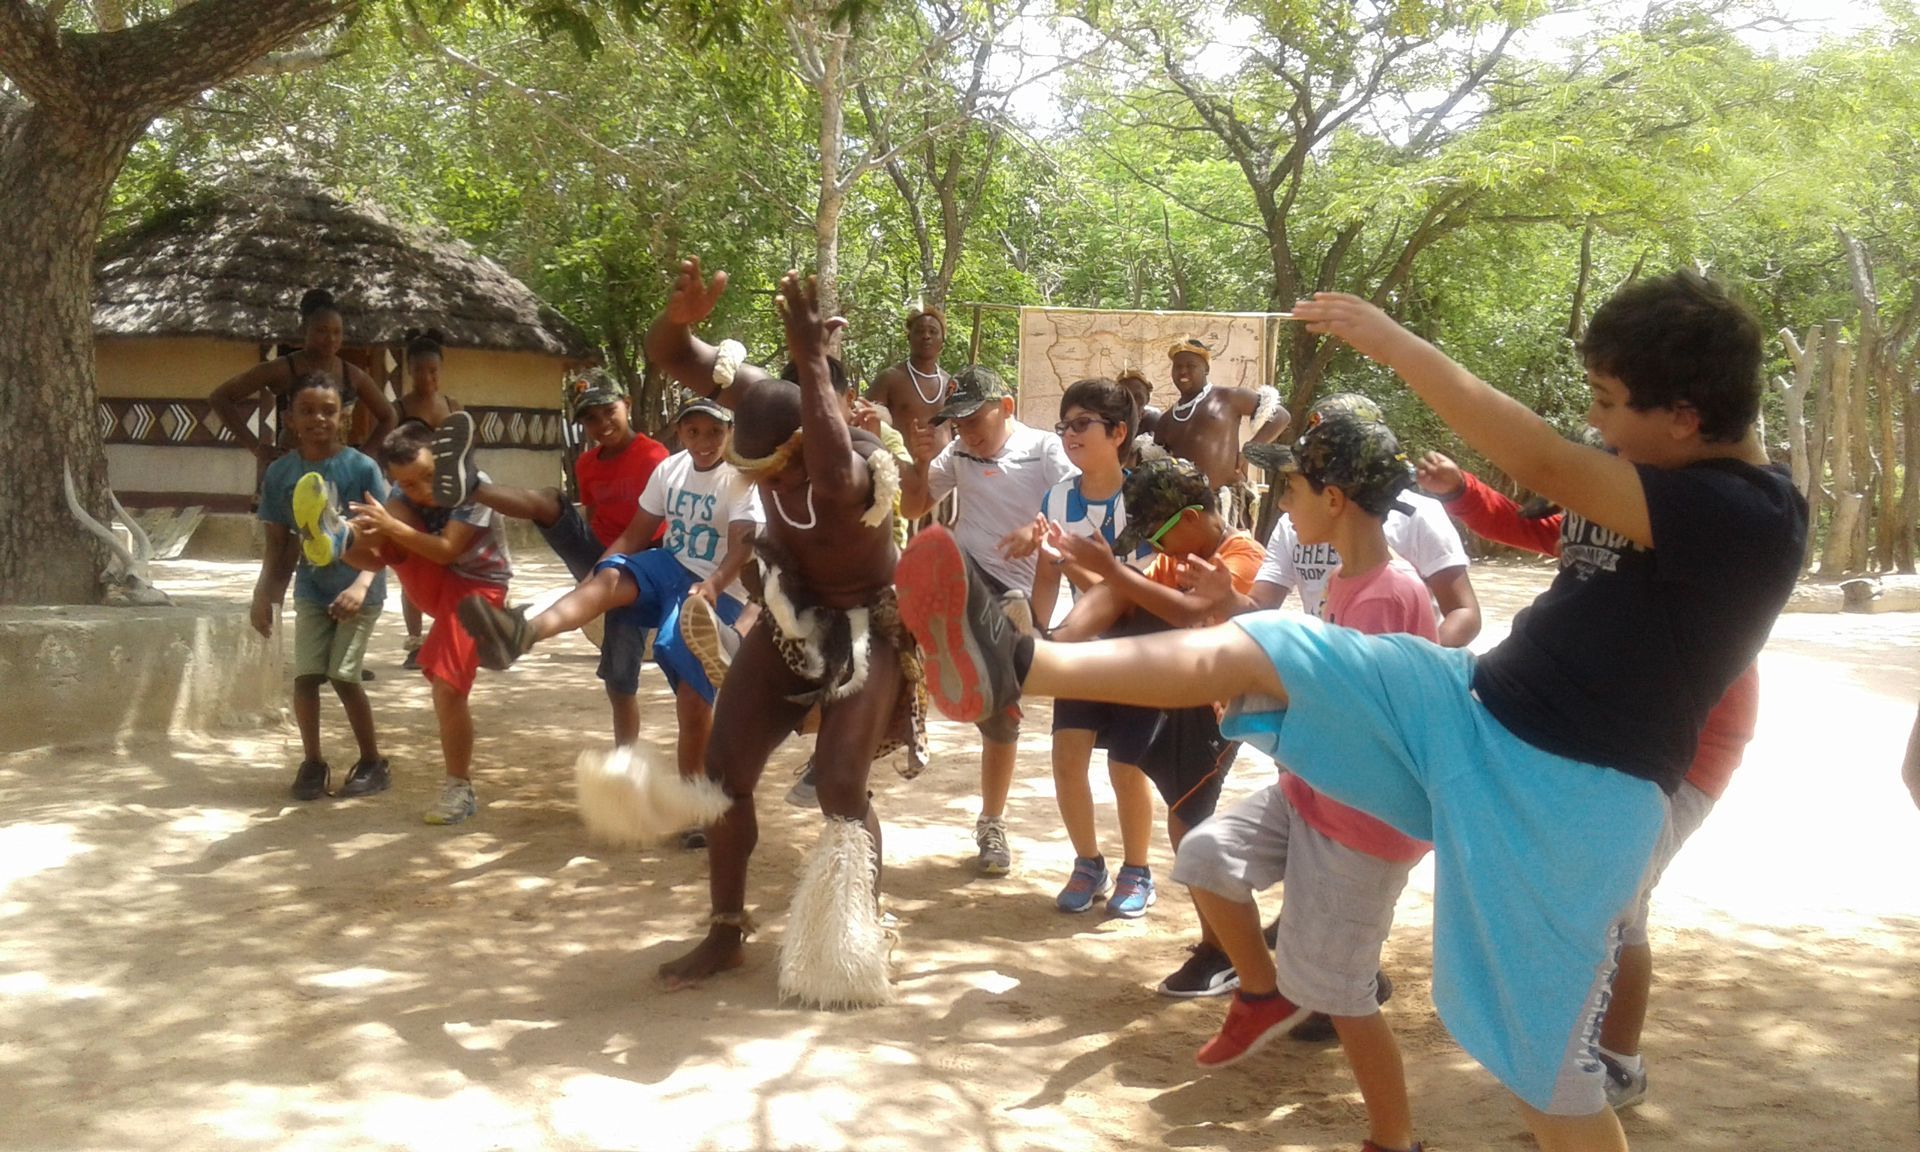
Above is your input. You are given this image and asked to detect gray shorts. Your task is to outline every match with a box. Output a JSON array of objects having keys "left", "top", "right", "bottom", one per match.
[
  {"left": 1622, "top": 781, "right": 1716, "bottom": 945},
  {"left": 1172, "top": 783, "right": 1413, "bottom": 1018}
]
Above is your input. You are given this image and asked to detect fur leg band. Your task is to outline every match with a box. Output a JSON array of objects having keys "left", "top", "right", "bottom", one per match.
[
  {"left": 778, "top": 818, "right": 892, "bottom": 1008},
  {"left": 573, "top": 746, "right": 732, "bottom": 848}
]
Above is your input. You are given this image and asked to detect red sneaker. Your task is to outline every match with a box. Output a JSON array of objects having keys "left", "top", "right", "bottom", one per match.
[{"left": 1195, "top": 990, "right": 1311, "bottom": 1068}]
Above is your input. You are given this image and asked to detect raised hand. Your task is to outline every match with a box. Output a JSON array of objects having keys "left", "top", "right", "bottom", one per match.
[
  {"left": 665, "top": 256, "right": 729, "bottom": 327},
  {"left": 997, "top": 513, "right": 1049, "bottom": 561},
  {"left": 1414, "top": 450, "right": 1467, "bottom": 499},
  {"left": 905, "top": 416, "right": 939, "bottom": 465},
  {"left": 1048, "top": 521, "right": 1121, "bottom": 580},
  {"left": 1291, "top": 292, "right": 1423, "bottom": 368},
  {"left": 774, "top": 269, "right": 846, "bottom": 362},
  {"left": 1177, "top": 554, "right": 1236, "bottom": 610}
]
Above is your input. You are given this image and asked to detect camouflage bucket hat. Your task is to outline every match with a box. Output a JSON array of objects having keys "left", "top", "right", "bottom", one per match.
[
  {"left": 931, "top": 364, "right": 1012, "bottom": 424},
  {"left": 1112, "top": 456, "right": 1216, "bottom": 555},
  {"left": 1306, "top": 392, "right": 1385, "bottom": 429},
  {"left": 1280, "top": 411, "right": 1415, "bottom": 517}
]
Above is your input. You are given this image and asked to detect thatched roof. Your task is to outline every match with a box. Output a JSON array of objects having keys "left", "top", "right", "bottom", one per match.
[{"left": 93, "top": 178, "right": 597, "bottom": 360}]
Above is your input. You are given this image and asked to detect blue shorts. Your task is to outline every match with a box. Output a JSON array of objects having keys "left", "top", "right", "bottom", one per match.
[
  {"left": 1223, "top": 613, "right": 1663, "bottom": 1113},
  {"left": 593, "top": 550, "right": 742, "bottom": 701}
]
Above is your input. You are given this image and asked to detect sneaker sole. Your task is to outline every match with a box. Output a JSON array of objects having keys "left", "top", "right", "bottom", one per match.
[
  {"left": 784, "top": 784, "right": 817, "bottom": 808},
  {"left": 1056, "top": 880, "right": 1110, "bottom": 913},
  {"left": 1106, "top": 887, "right": 1158, "bottom": 919},
  {"left": 456, "top": 596, "right": 523, "bottom": 671},
  {"left": 678, "top": 595, "right": 731, "bottom": 692},
  {"left": 292, "top": 474, "right": 338, "bottom": 567},
  {"left": 1196, "top": 1002, "right": 1313, "bottom": 1069},
  {"left": 424, "top": 801, "right": 476, "bottom": 826},
  {"left": 337, "top": 770, "right": 391, "bottom": 798},
  {"left": 897, "top": 527, "right": 991, "bottom": 723},
  {"left": 1157, "top": 971, "right": 1241, "bottom": 999},
  {"left": 977, "top": 858, "right": 1012, "bottom": 877},
  {"left": 431, "top": 412, "right": 477, "bottom": 507}
]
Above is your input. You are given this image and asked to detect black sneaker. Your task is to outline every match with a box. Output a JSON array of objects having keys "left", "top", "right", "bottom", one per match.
[
  {"left": 291, "top": 759, "right": 330, "bottom": 801},
  {"left": 1157, "top": 944, "right": 1240, "bottom": 998},
  {"left": 896, "top": 525, "right": 1020, "bottom": 724},
  {"left": 360, "top": 668, "right": 376, "bottom": 682},
  {"left": 456, "top": 596, "right": 534, "bottom": 671},
  {"left": 680, "top": 828, "right": 708, "bottom": 850},
  {"left": 1292, "top": 970, "right": 1394, "bottom": 1042},
  {"left": 1262, "top": 917, "right": 1279, "bottom": 950},
  {"left": 338, "top": 757, "right": 391, "bottom": 797},
  {"left": 431, "top": 411, "right": 479, "bottom": 506}
]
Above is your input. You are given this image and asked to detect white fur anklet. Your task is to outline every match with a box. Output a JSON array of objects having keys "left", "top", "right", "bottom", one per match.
[
  {"left": 573, "top": 746, "right": 732, "bottom": 848},
  {"left": 778, "top": 818, "right": 893, "bottom": 1009}
]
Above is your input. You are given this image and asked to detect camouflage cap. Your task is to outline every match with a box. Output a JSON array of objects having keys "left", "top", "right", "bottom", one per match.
[
  {"left": 1305, "top": 392, "right": 1385, "bottom": 429},
  {"left": 1274, "top": 411, "right": 1415, "bottom": 517},
  {"left": 1112, "top": 456, "right": 1217, "bottom": 555},
  {"left": 569, "top": 369, "right": 627, "bottom": 418},
  {"left": 931, "top": 364, "right": 1012, "bottom": 424}
]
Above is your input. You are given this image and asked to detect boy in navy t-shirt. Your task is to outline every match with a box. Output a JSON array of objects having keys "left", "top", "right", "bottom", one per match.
[{"left": 897, "top": 271, "right": 1807, "bottom": 1150}]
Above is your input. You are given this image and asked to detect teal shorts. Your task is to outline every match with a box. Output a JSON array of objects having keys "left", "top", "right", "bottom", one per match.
[
  {"left": 293, "top": 599, "right": 383, "bottom": 682},
  {"left": 1223, "top": 612, "right": 1664, "bottom": 1114}
]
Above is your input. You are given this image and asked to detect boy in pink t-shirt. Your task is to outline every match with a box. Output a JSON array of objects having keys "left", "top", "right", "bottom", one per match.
[{"left": 1172, "top": 411, "right": 1433, "bottom": 1152}]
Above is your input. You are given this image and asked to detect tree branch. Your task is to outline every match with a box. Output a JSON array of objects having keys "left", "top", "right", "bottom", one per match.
[{"left": 81, "top": 0, "right": 347, "bottom": 119}]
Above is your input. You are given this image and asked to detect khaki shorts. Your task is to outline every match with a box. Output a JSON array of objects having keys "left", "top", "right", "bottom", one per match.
[{"left": 293, "top": 599, "right": 382, "bottom": 682}]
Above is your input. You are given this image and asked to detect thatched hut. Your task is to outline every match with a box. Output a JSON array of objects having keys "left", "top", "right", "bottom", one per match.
[{"left": 92, "top": 178, "right": 597, "bottom": 509}]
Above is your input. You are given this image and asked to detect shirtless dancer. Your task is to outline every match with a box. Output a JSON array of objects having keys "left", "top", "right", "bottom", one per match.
[
  {"left": 869, "top": 307, "right": 959, "bottom": 524},
  {"left": 467, "top": 259, "right": 924, "bottom": 1007},
  {"left": 1142, "top": 338, "right": 1289, "bottom": 524}
]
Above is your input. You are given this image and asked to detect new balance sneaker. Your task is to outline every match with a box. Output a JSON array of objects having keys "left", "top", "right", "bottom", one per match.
[
  {"left": 1292, "top": 970, "right": 1394, "bottom": 1042},
  {"left": 974, "top": 815, "right": 1012, "bottom": 876},
  {"left": 1106, "top": 864, "right": 1156, "bottom": 919},
  {"left": 423, "top": 778, "right": 477, "bottom": 825},
  {"left": 1056, "top": 856, "right": 1110, "bottom": 913},
  {"left": 1195, "top": 989, "right": 1312, "bottom": 1069},
  {"left": 291, "top": 472, "right": 349, "bottom": 567},
  {"left": 679, "top": 593, "right": 738, "bottom": 693},
  {"left": 290, "top": 758, "right": 330, "bottom": 801},
  {"left": 337, "top": 757, "right": 391, "bottom": 797},
  {"left": 1599, "top": 1051, "right": 1648, "bottom": 1110},
  {"left": 785, "top": 758, "right": 818, "bottom": 808},
  {"left": 1158, "top": 944, "right": 1239, "bottom": 998},
  {"left": 430, "top": 411, "right": 479, "bottom": 506},
  {"left": 456, "top": 596, "right": 535, "bottom": 671},
  {"left": 896, "top": 526, "right": 1021, "bottom": 725}
]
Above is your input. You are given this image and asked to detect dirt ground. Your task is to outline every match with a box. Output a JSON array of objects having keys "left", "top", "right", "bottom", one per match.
[{"left": 2, "top": 557, "right": 1915, "bottom": 1151}]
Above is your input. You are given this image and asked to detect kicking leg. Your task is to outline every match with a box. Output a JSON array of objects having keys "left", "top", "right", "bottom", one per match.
[
  {"left": 659, "top": 624, "right": 810, "bottom": 990},
  {"left": 471, "top": 481, "right": 567, "bottom": 528}
]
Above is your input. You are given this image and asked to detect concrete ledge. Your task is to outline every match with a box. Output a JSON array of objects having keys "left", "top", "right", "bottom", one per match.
[{"left": 0, "top": 604, "right": 283, "bottom": 750}]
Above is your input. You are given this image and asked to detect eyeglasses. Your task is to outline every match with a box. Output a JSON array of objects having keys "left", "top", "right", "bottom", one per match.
[
  {"left": 1054, "top": 416, "right": 1116, "bottom": 436},
  {"left": 1146, "top": 504, "right": 1203, "bottom": 552}
]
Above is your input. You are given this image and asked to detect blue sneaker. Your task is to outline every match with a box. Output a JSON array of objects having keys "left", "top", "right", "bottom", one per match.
[
  {"left": 1055, "top": 856, "right": 1110, "bottom": 913},
  {"left": 1106, "top": 865, "right": 1156, "bottom": 918}
]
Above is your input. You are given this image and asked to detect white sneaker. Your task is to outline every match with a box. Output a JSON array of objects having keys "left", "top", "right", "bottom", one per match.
[{"left": 424, "top": 778, "right": 477, "bottom": 825}]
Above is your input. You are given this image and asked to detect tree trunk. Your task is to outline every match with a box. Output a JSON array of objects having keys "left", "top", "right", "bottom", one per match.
[
  {"left": 1822, "top": 336, "right": 1859, "bottom": 575},
  {"left": 0, "top": 107, "right": 144, "bottom": 604},
  {"left": 1901, "top": 361, "right": 1919, "bottom": 574},
  {"left": 812, "top": 21, "right": 848, "bottom": 320}
]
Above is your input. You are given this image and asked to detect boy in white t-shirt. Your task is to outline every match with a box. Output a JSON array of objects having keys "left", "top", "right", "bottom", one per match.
[
  {"left": 900, "top": 365, "right": 1076, "bottom": 875},
  {"left": 1247, "top": 395, "right": 1480, "bottom": 648},
  {"left": 1001, "top": 377, "right": 1160, "bottom": 915},
  {"left": 458, "top": 397, "right": 762, "bottom": 797}
]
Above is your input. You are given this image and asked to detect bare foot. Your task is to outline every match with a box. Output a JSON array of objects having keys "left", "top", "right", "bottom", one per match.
[{"left": 658, "top": 927, "right": 746, "bottom": 990}]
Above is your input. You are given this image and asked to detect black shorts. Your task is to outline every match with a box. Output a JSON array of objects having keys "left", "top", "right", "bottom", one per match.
[
  {"left": 1138, "top": 705, "right": 1238, "bottom": 826},
  {"left": 537, "top": 502, "right": 602, "bottom": 581},
  {"left": 971, "top": 564, "right": 1023, "bottom": 742},
  {"left": 1052, "top": 698, "right": 1163, "bottom": 766}
]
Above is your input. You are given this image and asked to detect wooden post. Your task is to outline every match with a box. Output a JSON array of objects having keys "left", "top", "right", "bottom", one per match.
[{"left": 968, "top": 303, "right": 983, "bottom": 366}]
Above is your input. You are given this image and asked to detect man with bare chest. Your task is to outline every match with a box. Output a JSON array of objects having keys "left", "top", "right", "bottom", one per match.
[
  {"left": 869, "top": 306, "right": 954, "bottom": 451},
  {"left": 1142, "top": 338, "right": 1289, "bottom": 523}
]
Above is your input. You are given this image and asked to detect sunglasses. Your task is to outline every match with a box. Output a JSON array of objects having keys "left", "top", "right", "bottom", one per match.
[
  {"left": 1146, "top": 504, "right": 1204, "bottom": 552},
  {"left": 1054, "top": 415, "right": 1116, "bottom": 436}
]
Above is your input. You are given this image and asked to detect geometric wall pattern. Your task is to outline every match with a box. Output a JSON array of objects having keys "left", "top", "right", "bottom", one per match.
[{"left": 98, "top": 398, "right": 567, "bottom": 451}]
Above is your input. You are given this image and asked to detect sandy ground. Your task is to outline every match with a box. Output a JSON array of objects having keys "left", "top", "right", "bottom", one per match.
[{"left": 2, "top": 556, "right": 1916, "bottom": 1151}]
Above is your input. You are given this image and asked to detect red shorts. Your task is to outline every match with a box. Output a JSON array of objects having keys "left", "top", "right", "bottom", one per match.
[{"left": 386, "top": 551, "right": 507, "bottom": 696}]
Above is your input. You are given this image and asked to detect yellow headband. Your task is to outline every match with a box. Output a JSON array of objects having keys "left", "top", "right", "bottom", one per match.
[{"left": 1167, "top": 337, "right": 1211, "bottom": 364}]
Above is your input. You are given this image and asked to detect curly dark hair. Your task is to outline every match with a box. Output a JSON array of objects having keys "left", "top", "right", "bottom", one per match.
[{"left": 1578, "top": 269, "right": 1763, "bottom": 443}]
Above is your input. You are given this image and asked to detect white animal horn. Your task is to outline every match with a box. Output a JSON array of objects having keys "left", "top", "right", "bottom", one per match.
[
  {"left": 64, "top": 460, "right": 138, "bottom": 575},
  {"left": 107, "top": 486, "right": 154, "bottom": 567}
]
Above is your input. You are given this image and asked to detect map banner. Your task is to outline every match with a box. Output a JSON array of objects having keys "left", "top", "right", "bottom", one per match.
[{"left": 1014, "top": 307, "right": 1284, "bottom": 429}]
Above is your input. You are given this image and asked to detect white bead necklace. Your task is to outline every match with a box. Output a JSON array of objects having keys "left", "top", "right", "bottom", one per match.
[
  {"left": 771, "top": 485, "right": 818, "bottom": 530},
  {"left": 1169, "top": 383, "right": 1214, "bottom": 422},
  {"left": 906, "top": 362, "right": 949, "bottom": 406}
]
